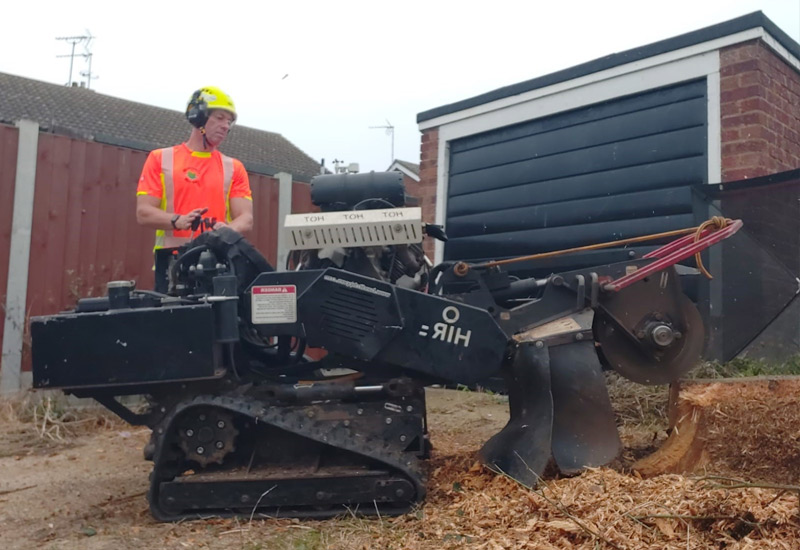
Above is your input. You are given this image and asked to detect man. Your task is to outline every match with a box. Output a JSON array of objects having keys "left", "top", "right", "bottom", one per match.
[{"left": 136, "top": 86, "right": 254, "bottom": 292}]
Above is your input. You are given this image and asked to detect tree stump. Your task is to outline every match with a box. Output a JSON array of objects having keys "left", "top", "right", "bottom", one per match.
[{"left": 632, "top": 376, "right": 800, "bottom": 484}]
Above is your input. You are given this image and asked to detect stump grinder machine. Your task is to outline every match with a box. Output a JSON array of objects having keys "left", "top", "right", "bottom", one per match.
[{"left": 30, "top": 172, "right": 741, "bottom": 521}]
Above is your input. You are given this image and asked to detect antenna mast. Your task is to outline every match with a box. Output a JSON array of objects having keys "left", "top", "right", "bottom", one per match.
[
  {"left": 56, "top": 31, "right": 96, "bottom": 87},
  {"left": 369, "top": 119, "right": 395, "bottom": 165}
]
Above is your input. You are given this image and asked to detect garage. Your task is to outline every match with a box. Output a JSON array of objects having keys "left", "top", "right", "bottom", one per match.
[{"left": 413, "top": 11, "right": 800, "bottom": 361}]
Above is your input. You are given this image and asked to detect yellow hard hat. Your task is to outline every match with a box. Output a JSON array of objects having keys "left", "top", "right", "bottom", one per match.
[{"left": 186, "top": 86, "right": 237, "bottom": 128}]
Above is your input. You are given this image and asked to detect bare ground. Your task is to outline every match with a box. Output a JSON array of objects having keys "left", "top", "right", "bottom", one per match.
[{"left": 0, "top": 385, "right": 798, "bottom": 550}]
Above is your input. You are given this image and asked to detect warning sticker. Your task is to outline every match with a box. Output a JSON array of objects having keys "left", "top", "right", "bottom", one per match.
[{"left": 251, "top": 285, "right": 297, "bottom": 324}]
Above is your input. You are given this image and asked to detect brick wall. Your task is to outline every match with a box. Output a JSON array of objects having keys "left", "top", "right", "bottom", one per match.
[
  {"left": 407, "top": 128, "right": 439, "bottom": 258},
  {"left": 720, "top": 40, "right": 800, "bottom": 181}
]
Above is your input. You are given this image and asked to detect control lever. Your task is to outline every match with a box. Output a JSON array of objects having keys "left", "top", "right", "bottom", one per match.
[
  {"left": 424, "top": 223, "right": 448, "bottom": 242},
  {"left": 190, "top": 208, "right": 210, "bottom": 232}
]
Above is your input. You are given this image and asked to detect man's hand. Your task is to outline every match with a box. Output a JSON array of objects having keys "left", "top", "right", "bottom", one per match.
[
  {"left": 175, "top": 208, "right": 207, "bottom": 231},
  {"left": 136, "top": 196, "right": 210, "bottom": 232}
]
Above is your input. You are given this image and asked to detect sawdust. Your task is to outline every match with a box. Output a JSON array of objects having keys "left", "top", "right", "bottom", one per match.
[
  {"left": 695, "top": 378, "right": 800, "bottom": 485},
  {"left": 0, "top": 384, "right": 799, "bottom": 549},
  {"left": 634, "top": 377, "right": 800, "bottom": 484}
]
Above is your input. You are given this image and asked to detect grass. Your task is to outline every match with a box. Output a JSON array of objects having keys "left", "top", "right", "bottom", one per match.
[
  {"left": 605, "top": 372, "right": 669, "bottom": 428},
  {"left": 0, "top": 390, "right": 129, "bottom": 440},
  {"left": 688, "top": 355, "right": 800, "bottom": 378},
  {"left": 440, "top": 354, "right": 800, "bottom": 430},
  {"left": 606, "top": 354, "right": 800, "bottom": 430},
  {"left": 3, "top": 354, "right": 797, "bottom": 452}
]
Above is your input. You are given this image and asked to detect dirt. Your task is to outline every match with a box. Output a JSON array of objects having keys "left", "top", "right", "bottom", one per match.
[
  {"left": 0, "top": 387, "right": 798, "bottom": 550},
  {"left": 0, "top": 389, "right": 511, "bottom": 550}
]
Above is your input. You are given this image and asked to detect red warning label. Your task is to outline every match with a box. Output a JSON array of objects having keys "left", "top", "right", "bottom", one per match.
[{"left": 251, "top": 285, "right": 296, "bottom": 324}]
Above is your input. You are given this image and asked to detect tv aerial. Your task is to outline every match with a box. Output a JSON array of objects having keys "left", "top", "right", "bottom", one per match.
[
  {"left": 369, "top": 119, "right": 395, "bottom": 164},
  {"left": 56, "top": 30, "right": 97, "bottom": 88}
]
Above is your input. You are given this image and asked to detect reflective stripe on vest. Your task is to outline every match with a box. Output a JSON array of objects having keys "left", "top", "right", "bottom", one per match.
[
  {"left": 221, "top": 154, "right": 234, "bottom": 221},
  {"left": 154, "top": 147, "right": 234, "bottom": 249}
]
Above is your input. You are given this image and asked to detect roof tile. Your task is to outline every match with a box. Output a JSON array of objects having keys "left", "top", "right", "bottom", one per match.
[{"left": 0, "top": 72, "right": 323, "bottom": 182}]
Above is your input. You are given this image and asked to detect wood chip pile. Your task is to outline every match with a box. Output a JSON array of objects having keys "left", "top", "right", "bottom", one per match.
[
  {"left": 363, "top": 378, "right": 800, "bottom": 549},
  {"left": 376, "top": 455, "right": 799, "bottom": 549}
]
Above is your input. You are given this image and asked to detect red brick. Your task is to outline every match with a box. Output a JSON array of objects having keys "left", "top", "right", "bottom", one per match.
[
  {"left": 738, "top": 96, "right": 770, "bottom": 113},
  {"left": 421, "top": 130, "right": 437, "bottom": 144},
  {"left": 732, "top": 152, "right": 763, "bottom": 167},
  {"left": 768, "top": 69, "right": 789, "bottom": 90},
  {"left": 421, "top": 129, "right": 438, "bottom": 142},
  {"left": 724, "top": 168, "right": 759, "bottom": 181},
  {"left": 720, "top": 101, "right": 740, "bottom": 117},
  {"left": 720, "top": 58, "right": 760, "bottom": 77},
  {"left": 720, "top": 42, "right": 760, "bottom": 64},
  {"left": 722, "top": 140, "right": 767, "bottom": 156},
  {"left": 763, "top": 89, "right": 783, "bottom": 111},
  {"left": 737, "top": 70, "right": 767, "bottom": 88},
  {"left": 764, "top": 116, "right": 783, "bottom": 134},
  {"left": 420, "top": 141, "right": 437, "bottom": 151},
  {"left": 721, "top": 111, "right": 768, "bottom": 127},
  {"left": 783, "top": 126, "right": 799, "bottom": 145},
  {"left": 721, "top": 128, "right": 740, "bottom": 142},
  {"left": 739, "top": 124, "right": 776, "bottom": 142},
  {"left": 720, "top": 85, "right": 764, "bottom": 103},
  {"left": 719, "top": 75, "right": 740, "bottom": 92},
  {"left": 720, "top": 155, "right": 738, "bottom": 172}
]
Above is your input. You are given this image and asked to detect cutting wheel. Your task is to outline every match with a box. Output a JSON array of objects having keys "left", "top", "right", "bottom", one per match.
[{"left": 593, "top": 295, "right": 705, "bottom": 385}]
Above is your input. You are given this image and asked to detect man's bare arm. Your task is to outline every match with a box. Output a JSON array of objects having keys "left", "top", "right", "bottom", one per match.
[{"left": 224, "top": 197, "right": 254, "bottom": 233}]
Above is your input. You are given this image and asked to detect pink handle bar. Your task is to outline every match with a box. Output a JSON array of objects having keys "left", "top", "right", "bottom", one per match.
[{"left": 603, "top": 219, "right": 743, "bottom": 292}]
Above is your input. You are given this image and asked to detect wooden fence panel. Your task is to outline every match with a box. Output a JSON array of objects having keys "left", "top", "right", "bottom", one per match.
[
  {"left": 27, "top": 136, "right": 153, "bottom": 327},
  {"left": 10, "top": 130, "right": 315, "bottom": 375},
  {"left": 249, "top": 173, "right": 280, "bottom": 267},
  {"left": 0, "top": 125, "right": 19, "bottom": 359}
]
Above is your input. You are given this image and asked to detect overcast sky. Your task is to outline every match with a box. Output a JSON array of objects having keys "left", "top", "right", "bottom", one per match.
[{"left": 2, "top": 1, "right": 798, "bottom": 174}]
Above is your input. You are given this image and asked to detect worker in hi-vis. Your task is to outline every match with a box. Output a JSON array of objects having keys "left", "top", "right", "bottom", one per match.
[{"left": 136, "top": 86, "right": 254, "bottom": 292}]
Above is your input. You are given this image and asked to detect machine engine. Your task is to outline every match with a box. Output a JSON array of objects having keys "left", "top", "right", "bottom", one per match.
[{"left": 288, "top": 171, "right": 429, "bottom": 290}]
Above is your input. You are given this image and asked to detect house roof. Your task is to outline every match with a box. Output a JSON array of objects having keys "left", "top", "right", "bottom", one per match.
[
  {"left": 418, "top": 11, "right": 800, "bottom": 124},
  {"left": 387, "top": 159, "right": 420, "bottom": 181},
  {"left": 0, "top": 71, "right": 323, "bottom": 182}
]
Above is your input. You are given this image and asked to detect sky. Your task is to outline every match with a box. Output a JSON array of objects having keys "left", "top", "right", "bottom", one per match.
[{"left": 1, "top": 0, "right": 799, "bottom": 174}]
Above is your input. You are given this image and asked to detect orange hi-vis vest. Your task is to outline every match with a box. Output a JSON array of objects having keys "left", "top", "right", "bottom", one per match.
[
  {"left": 137, "top": 144, "right": 252, "bottom": 249},
  {"left": 158, "top": 147, "right": 233, "bottom": 248}
]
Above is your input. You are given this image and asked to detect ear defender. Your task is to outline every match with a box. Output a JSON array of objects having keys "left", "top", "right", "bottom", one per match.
[{"left": 186, "top": 89, "right": 209, "bottom": 129}]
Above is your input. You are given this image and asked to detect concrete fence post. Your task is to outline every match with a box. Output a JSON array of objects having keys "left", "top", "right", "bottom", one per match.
[
  {"left": 1, "top": 119, "right": 39, "bottom": 394},
  {"left": 275, "top": 172, "right": 293, "bottom": 272}
]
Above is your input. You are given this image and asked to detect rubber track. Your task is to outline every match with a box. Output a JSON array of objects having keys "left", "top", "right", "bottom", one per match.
[{"left": 147, "top": 393, "right": 426, "bottom": 521}]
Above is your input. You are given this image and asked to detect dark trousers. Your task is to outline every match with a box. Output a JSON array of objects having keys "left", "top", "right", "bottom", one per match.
[{"left": 153, "top": 248, "right": 179, "bottom": 294}]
